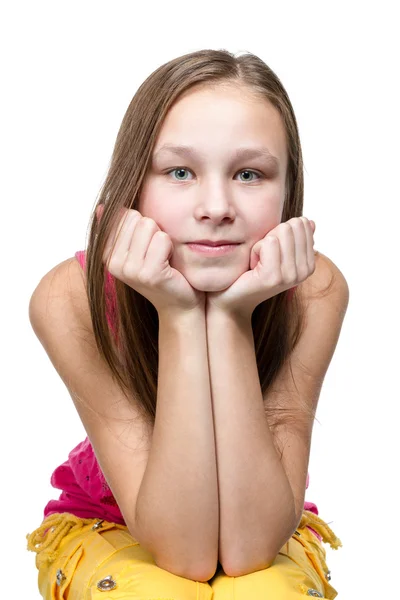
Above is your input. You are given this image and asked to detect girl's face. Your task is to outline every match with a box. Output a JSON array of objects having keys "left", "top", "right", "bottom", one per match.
[{"left": 138, "top": 84, "right": 288, "bottom": 292}]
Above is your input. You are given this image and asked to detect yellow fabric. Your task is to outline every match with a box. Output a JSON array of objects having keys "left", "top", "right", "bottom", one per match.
[
  {"left": 26, "top": 509, "right": 341, "bottom": 599},
  {"left": 297, "top": 510, "right": 342, "bottom": 550}
]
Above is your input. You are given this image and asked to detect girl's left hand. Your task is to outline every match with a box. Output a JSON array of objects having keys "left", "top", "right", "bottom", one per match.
[{"left": 206, "top": 217, "right": 317, "bottom": 319}]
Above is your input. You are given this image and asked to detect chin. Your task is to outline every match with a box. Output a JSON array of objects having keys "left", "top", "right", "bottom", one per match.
[
  {"left": 171, "top": 251, "right": 249, "bottom": 292},
  {"left": 190, "top": 280, "right": 230, "bottom": 293},
  {"left": 183, "top": 268, "right": 242, "bottom": 293}
]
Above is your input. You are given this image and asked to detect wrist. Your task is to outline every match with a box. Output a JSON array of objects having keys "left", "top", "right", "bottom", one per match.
[
  {"left": 158, "top": 306, "right": 206, "bottom": 329},
  {"left": 205, "top": 304, "right": 252, "bottom": 328}
]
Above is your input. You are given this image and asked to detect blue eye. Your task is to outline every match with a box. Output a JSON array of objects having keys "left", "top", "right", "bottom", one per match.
[
  {"left": 165, "top": 168, "right": 263, "bottom": 183},
  {"left": 237, "top": 170, "right": 261, "bottom": 183},
  {"left": 167, "top": 168, "right": 192, "bottom": 181}
]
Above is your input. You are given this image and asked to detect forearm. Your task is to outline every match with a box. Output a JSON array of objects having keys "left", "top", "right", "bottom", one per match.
[
  {"left": 136, "top": 309, "right": 219, "bottom": 580},
  {"left": 206, "top": 308, "right": 296, "bottom": 576}
]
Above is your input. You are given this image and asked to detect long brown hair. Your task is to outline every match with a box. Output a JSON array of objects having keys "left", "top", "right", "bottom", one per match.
[{"left": 83, "top": 49, "right": 328, "bottom": 438}]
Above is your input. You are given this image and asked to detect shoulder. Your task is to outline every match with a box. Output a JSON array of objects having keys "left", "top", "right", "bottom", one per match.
[
  {"left": 297, "top": 250, "right": 349, "bottom": 314},
  {"left": 289, "top": 250, "right": 349, "bottom": 380},
  {"left": 29, "top": 256, "right": 87, "bottom": 336}
]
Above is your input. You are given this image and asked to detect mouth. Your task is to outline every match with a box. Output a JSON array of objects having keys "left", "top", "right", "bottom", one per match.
[{"left": 186, "top": 243, "right": 241, "bottom": 256}]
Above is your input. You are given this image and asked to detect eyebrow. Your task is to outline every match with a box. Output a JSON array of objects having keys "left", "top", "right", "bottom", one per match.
[{"left": 152, "top": 144, "right": 280, "bottom": 167}]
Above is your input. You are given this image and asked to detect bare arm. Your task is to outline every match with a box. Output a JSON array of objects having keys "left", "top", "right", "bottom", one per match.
[
  {"left": 206, "top": 254, "right": 349, "bottom": 577},
  {"left": 28, "top": 258, "right": 218, "bottom": 582},
  {"left": 206, "top": 308, "right": 296, "bottom": 577},
  {"left": 135, "top": 309, "right": 219, "bottom": 581}
]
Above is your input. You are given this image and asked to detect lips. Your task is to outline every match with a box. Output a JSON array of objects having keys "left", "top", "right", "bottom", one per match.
[
  {"left": 188, "top": 241, "right": 240, "bottom": 247},
  {"left": 187, "top": 242, "right": 240, "bottom": 256}
]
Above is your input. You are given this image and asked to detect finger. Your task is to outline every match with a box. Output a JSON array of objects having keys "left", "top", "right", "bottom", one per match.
[
  {"left": 310, "top": 220, "right": 317, "bottom": 255},
  {"left": 126, "top": 216, "right": 160, "bottom": 265},
  {"left": 105, "top": 209, "right": 138, "bottom": 264},
  {"left": 144, "top": 230, "right": 173, "bottom": 270},
  {"left": 300, "top": 217, "right": 315, "bottom": 269},
  {"left": 291, "top": 217, "right": 308, "bottom": 277},
  {"left": 250, "top": 222, "right": 282, "bottom": 270},
  {"left": 279, "top": 222, "right": 297, "bottom": 282},
  {"left": 259, "top": 235, "right": 281, "bottom": 284},
  {"left": 101, "top": 207, "right": 128, "bottom": 262},
  {"left": 250, "top": 240, "right": 262, "bottom": 270}
]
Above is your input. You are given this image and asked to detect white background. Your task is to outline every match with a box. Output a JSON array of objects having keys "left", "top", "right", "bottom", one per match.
[{"left": 2, "top": 1, "right": 399, "bottom": 597}]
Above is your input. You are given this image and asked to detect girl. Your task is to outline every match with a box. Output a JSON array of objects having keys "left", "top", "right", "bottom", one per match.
[{"left": 26, "top": 48, "right": 348, "bottom": 599}]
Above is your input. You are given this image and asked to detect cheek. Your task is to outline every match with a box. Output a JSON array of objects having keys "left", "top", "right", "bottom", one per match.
[
  {"left": 154, "top": 215, "right": 184, "bottom": 243},
  {"left": 249, "top": 214, "right": 279, "bottom": 243},
  {"left": 137, "top": 196, "right": 178, "bottom": 234},
  {"left": 245, "top": 193, "right": 283, "bottom": 236}
]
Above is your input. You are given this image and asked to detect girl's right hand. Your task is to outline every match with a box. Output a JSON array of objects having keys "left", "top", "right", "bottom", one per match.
[{"left": 98, "top": 206, "right": 205, "bottom": 315}]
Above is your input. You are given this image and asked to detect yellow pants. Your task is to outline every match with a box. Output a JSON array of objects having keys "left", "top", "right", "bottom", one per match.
[{"left": 26, "top": 509, "right": 341, "bottom": 599}]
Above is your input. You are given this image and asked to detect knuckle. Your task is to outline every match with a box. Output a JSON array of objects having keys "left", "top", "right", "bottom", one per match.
[
  {"left": 292, "top": 218, "right": 304, "bottom": 229},
  {"left": 270, "top": 271, "right": 284, "bottom": 286},
  {"left": 130, "top": 210, "right": 142, "bottom": 223},
  {"left": 137, "top": 269, "right": 152, "bottom": 285},
  {"left": 298, "top": 270, "right": 308, "bottom": 282},
  {"left": 280, "top": 222, "right": 291, "bottom": 231},
  {"left": 107, "top": 252, "right": 120, "bottom": 270},
  {"left": 121, "top": 262, "right": 137, "bottom": 280},
  {"left": 141, "top": 217, "right": 160, "bottom": 232},
  {"left": 299, "top": 263, "right": 312, "bottom": 279}
]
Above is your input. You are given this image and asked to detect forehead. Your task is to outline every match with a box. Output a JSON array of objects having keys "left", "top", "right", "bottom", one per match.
[{"left": 154, "top": 84, "right": 287, "bottom": 167}]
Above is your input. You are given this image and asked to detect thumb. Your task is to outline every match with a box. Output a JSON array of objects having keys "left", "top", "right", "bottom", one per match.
[{"left": 250, "top": 240, "right": 263, "bottom": 270}]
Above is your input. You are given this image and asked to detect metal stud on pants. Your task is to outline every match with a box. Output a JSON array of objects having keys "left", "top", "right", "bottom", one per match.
[
  {"left": 56, "top": 569, "right": 66, "bottom": 586},
  {"left": 325, "top": 569, "right": 331, "bottom": 581},
  {"left": 306, "top": 589, "right": 323, "bottom": 597},
  {"left": 97, "top": 575, "right": 117, "bottom": 591},
  {"left": 91, "top": 519, "right": 105, "bottom": 531}
]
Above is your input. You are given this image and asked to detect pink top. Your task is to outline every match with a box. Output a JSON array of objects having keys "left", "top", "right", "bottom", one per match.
[{"left": 43, "top": 250, "right": 321, "bottom": 541}]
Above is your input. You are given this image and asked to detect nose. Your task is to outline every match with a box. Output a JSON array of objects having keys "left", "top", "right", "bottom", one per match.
[{"left": 195, "top": 185, "right": 236, "bottom": 223}]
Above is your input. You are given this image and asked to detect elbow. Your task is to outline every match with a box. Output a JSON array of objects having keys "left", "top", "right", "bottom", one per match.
[
  {"left": 182, "top": 563, "right": 218, "bottom": 583},
  {"left": 128, "top": 507, "right": 218, "bottom": 582},
  {"left": 222, "top": 552, "right": 277, "bottom": 578},
  {"left": 128, "top": 522, "right": 218, "bottom": 583},
  {"left": 189, "top": 558, "right": 219, "bottom": 582},
  {"left": 222, "top": 525, "right": 297, "bottom": 577},
  {"left": 153, "top": 553, "right": 218, "bottom": 583},
  {"left": 151, "top": 539, "right": 219, "bottom": 582},
  {"left": 222, "top": 503, "right": 298, "bottom": 577},
  {"left": 222, "top": 535, "right": 289, "bottom": 578}
]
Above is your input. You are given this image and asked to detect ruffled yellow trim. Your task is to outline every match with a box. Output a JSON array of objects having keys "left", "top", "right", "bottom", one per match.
[
  {"left": 27, "top": 510, "right": 342, "bottom": 572},
  {"left": 26, "top": 513, "right": 126, "bottom": 569},
  {"left": 297, "top": 510, "right": 343, "bottom": 550}
]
